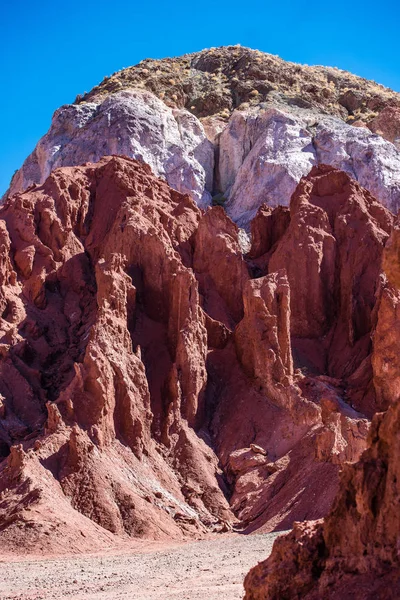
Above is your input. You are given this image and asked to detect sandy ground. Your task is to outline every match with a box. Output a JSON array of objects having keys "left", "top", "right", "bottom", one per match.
[{"left": 0, "top": 533, "right": 283, "bottom": 600}]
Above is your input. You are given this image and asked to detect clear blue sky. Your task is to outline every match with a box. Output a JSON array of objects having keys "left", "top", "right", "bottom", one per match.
[{"left": 1, "top": 0, "right": 399, "bottom": 196}]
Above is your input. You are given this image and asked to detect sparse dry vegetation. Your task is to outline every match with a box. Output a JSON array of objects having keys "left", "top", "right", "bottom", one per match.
[{"left": 75, "top": 46, "right": 400, "bottom": 124}]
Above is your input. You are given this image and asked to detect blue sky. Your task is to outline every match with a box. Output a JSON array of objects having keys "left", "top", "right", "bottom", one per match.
[{"left": 1, "top": 0, "right": 399, "bottom": 196}]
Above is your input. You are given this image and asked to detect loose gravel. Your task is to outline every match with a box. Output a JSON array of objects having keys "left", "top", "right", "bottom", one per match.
[{"left": 0, "top": 533, "right": 283, "bottom": 600}]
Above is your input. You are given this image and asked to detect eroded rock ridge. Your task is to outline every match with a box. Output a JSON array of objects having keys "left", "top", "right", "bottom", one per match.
[
  {"left": 244, "top": 216, "right": 400, "bottom": 599},
  {"left": 0, "top": 158, "right": 391, "bottom": 555}
]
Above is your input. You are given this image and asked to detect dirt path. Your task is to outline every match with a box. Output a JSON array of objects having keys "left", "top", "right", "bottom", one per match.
[{"left": 0, "top": 533, "right": 282, "bottom": 600}]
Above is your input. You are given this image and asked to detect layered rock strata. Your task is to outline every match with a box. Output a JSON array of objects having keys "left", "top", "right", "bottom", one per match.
[{"left": 7, "top": 48, "right": 400, "bottom": 229}]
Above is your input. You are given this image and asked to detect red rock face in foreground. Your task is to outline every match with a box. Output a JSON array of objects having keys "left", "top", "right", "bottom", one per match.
[
  {"left": 0, "top": 158, "right": 391, "bottom": 554},
  {"left": 0, "top": 156, "right": 232, "bottom": 552},
  {"left": 244, "top": 400, "right": 400, "bottom": 600},
  {"left": 244, "top": 222, "right": 400, "bottom": 600}
]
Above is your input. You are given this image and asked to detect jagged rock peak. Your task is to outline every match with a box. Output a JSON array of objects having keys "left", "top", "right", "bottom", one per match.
[{"left": 0, "top": 157, "right": 375, "bottom": 555}]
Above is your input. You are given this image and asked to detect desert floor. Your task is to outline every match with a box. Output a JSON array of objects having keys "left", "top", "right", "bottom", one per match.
[{"left": 0, "top": 532, "right": 282, "bottom": 600}]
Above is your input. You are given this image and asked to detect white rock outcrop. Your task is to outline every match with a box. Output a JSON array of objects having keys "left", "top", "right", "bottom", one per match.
[
  {"left": 218, "top": 108, "right": 400, "bottom": 227},
  {"left": 313, "top": 120, "right": 400, "bottom": 213},
  {"left": 7, "top": 90, "right": 214, "bottom": 208},
  {"left": 7, "top": 94, "right": 400, "bottom": 228},
  {"left": 219, "top": 109, "right": 316, "bottom": 226}
]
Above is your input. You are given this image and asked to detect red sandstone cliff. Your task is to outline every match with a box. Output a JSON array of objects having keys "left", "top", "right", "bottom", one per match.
[
  {"left": 244, "top": 216, "right": 400, "bottom": 600},
  {"left": 0, "top": 157, "right": 231, "bottom": 552},
  {"left": 0, "top": 158, "right": 390, "bottom": 554}
]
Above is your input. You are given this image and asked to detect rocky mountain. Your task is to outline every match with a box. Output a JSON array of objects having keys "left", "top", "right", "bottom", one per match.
[
  {"left": 1, "top": 45, "right": 400, "bottom": 593},
  {"left": 76, "top": 46, "right": 400, "bottom": 130},
  {"left": 7, "top": 47, "right": 400, "bottom": 227}
]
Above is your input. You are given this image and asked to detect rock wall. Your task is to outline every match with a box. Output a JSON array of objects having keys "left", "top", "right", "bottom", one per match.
[
  {"left": 0, "top": 157, "right": 381, "bottom": 554},
  {"left": 244, "top": 218, "right": 400, "bottom": 600}
]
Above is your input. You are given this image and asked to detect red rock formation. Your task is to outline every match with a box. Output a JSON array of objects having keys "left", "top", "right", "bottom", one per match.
[
  {"left": 193, "top": 205, "right": 249, "bottom": 327},
  {"left": 373, "top": 221, "right": 400, "bottom": 410},
  {"left": 0, "top": 157, "right": 383, "bottom": 555},
  {"left": 209, "top": 268, "right": 367, "bottom": 532},
  {"left": 235, "top": 271, "right": 294, "bottom": 404},
  {"left": 244, "top": 398, "right": 400, "bottom": 600},
  {"left": 205, "top": 165, "right": 396, "bottom": 533},
  {"left": 247, "top": 205, "right": 290, "bottom": 260},
  {"left": 268, "top": 165, "right": 393, "bottom": 415},
  {"left": 0, "top": 156, "right": 231, "bottom": 553},
  {"left": 244, "top": 219, "right": 400, "bottom": 600}
]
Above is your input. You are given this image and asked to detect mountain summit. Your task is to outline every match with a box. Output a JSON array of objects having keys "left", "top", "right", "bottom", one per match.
[
  {"left": 7, "top": 46, "right": 400, "bottom": 226},
  {"left": 79, "top": 45, "right": 400, "bottom": 126}
]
